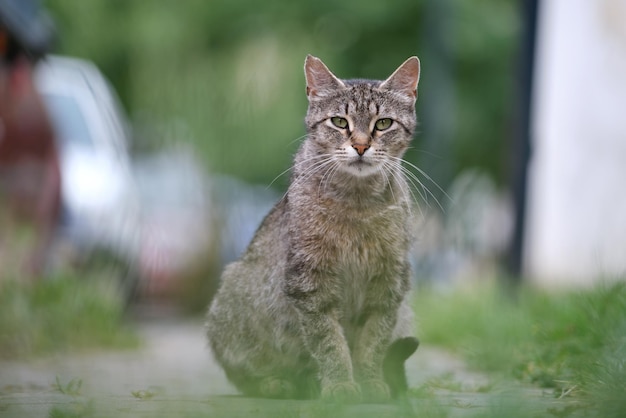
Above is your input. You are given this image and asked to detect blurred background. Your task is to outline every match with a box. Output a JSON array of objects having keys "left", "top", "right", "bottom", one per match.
[
  {"left": 3, "top": 3, "right": 626, "bottom": 414},
  {"left": 47, "top": 0, "right": 521, "bottom": 298},
  {"left": 2, "top": 0, "right": 625, "bottom": 313},
  {"left": 44, "top": 0, "right": 518, "bottom": 189}
]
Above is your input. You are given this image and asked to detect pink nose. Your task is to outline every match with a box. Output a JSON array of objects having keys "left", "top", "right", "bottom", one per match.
[{"left": 353, "top": 144, "right": 370, "bottom": 156}]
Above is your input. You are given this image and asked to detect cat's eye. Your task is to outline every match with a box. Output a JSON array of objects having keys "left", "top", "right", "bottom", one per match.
[
  {"left": 330, "top": 117, "right": 349, "bottom": 129},
  {"left": 374, "top": 118, "right": 393, "bottom": 131}
]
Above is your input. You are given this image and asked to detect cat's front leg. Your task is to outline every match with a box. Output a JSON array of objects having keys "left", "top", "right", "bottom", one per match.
[
  {"left": 352, "top": 270, "right": 410, "bottom": 402},
  {"left": 352, "top": 307, "right": 399, "bottom": 402},
  {"left": 284, "top": 272, "right": 361, "bottom": 403},
  {"left": 293, "top": 302, "right": 362, "bottom": 402}
]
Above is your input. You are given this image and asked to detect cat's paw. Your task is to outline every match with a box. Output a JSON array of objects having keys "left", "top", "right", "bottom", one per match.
[
  {"left": 359, "top": 379, "right": 391, "bottom": 403},
  {"left": 259, "top": 376, "right": 296, "bottom": 399},
  {"left": 320, "top": 381, "right": 361, "bottom": 403}
]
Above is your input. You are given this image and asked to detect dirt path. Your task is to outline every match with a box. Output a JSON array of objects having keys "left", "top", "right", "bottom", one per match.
[{"left": 0, "top": 317, "right": 556, "bottom": 418}]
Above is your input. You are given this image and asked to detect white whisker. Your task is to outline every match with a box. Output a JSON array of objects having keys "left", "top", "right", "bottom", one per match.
[
  {"left": 404, "top": 147, "right": 445, "bottom": 160},
  {"left": 397, "top": 163, "right": 444, "bottom": 211},
  {"left": 387, "top": 156, "right": 449, "bottom": 212},
  {"left": 286, "top": 134, "right": 309, "bottom": 146},
  {"left": 381, "top": 160, "right": 422, "bottom": 220},
  {"left": 393, "top": 164, "right": 427, "bottom": 219},
  {"left": 380, "top": 161, "right": 405, "bottom": 202},
  {"left": 320, "top": 161, "right": 343, "bottom": 197},
  {"left": 268, "top": 153, "right": 332, "bottom": 190},
  {"left": 389, "top": 156, "right": 450, "bottom": 201},
  {"left": 278, "top": 155, "right": 337, "bottom": 203},
  {"left": 318, "top": 159, "right": 340, "bottom": 197},
  {"left": 396, "top": 164, "right": 430, "bottom": 202},
  {"left": 378, "top": 164, "right": 397, "bottom": 206}
]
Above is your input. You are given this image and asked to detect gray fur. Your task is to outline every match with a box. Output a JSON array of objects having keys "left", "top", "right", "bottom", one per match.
[{"left": 206, "top": 55, "right": 421, "bottom": 402}]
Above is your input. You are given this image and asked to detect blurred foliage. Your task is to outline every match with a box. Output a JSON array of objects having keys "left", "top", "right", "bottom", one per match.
[
  {"left": 0, "top": 274, "right": 139, "bottom": 359},
  {"left": 44, "top": 0, "right": 519, "bottom": 189},
  {"left": 415, "top": 279, "right": 626, "bottom": 416}
]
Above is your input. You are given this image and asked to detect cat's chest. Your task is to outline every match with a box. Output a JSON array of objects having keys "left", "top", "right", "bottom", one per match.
[
  {"left": 329, "top": 207, "right": 407, "bottom": 324},
  {"left": 313, "top": 202, "right": 408, "bottom": 273},
  {"left": 289, "top": 199, "right": 409, "bottom": 322}
]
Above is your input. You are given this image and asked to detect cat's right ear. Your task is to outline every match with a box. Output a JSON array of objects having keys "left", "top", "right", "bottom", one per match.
[
  {"left": 304, "top": 55, "right": 346, "bottom": 99},
  {"left": 379, "top": 56, "right": 421, "bottom": 99}
]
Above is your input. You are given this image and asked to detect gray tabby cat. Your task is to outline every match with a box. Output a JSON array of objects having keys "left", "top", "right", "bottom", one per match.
[{"left": 206, "top": 55, "right": 421, "bottom": 403}]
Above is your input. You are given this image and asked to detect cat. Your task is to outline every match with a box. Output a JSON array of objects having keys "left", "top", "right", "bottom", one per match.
[{"left": 206, "top": 55, "right": 421, "bottom": 403}]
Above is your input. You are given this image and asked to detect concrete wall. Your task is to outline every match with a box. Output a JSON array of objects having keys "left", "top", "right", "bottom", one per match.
[{"left": 524, "top": 0, "right": 626, "bottom": 285}]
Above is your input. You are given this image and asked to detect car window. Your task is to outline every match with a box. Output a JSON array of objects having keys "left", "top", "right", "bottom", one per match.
[{"left": 42, "top": 93, "right": 94, "bottom": 149}]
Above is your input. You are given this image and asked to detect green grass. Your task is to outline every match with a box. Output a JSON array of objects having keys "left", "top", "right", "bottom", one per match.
[
  {"left": 414, "top": 278, "right": 626, "bottom": 416},
  {"left": 3, "top": 273, "right": 625, "bottom": 417},
  {"left": 0, "top": 272, "right": 139, "bottom": 359}
]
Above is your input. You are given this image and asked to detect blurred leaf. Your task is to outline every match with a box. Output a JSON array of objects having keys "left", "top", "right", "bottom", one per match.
[{"left": 45, "top": 0, "right": 519, "bottom": 187}]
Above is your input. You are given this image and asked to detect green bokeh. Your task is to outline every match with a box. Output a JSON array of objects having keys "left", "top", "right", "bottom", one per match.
[{"left": 45, "top": 0, "right": 519, "bottom": 190}]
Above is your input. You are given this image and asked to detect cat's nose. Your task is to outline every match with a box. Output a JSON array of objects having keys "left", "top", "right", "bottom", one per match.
[{"left": 352, "top": 143, "right": 370, "bottom": 156}]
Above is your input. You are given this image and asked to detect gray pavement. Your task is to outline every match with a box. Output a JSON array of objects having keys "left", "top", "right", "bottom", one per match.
[{"left": 0, "top": 318, "right": 564, "bottom": 418}]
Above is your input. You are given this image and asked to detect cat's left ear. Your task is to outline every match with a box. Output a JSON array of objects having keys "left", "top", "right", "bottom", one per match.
[
  {"left": 379, "top": 56, "right": 421, "bottom": 99},
  {"left": 304, "top": 55, "right": 346, "bottom": 99}
]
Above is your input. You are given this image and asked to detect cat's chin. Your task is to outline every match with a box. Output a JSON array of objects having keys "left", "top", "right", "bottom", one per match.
[{"left": 341, "top": 161, "right": 381, "bottom": 178}]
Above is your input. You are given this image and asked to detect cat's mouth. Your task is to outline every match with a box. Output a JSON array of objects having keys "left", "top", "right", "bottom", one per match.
[
  {"left": 349, "top": 158, "right": 370, "bottom": 167},
  {"left": 345, "top": 157, "right": 379, "bottom": 177}
]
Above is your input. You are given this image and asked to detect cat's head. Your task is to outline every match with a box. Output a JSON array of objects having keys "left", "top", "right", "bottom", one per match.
[{"left": 303, "top": 55, "right": 420, "bottom": 178}]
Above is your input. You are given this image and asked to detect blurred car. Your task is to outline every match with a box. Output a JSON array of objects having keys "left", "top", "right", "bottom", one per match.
[
  {"left": 34, "top": 55, "right": 141, "bottom": 297},
  {"left": 132, "top": 149, "right": 212, "bottom": 297},
  {"left": 210, "top": 175, "right": 278, "bottom": 265}
]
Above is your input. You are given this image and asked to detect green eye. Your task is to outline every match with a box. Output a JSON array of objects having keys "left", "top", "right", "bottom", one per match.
[
  {"left": 331, "top": 117, "right": 349, "bottom": 129},
  {"left": 375, "top": 118, "right": 393, "bottom": 131}
]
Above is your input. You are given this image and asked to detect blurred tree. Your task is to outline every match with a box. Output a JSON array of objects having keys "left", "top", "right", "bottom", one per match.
[{"left": 45, "top": 0, "right": 518, "bottom": 190}]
